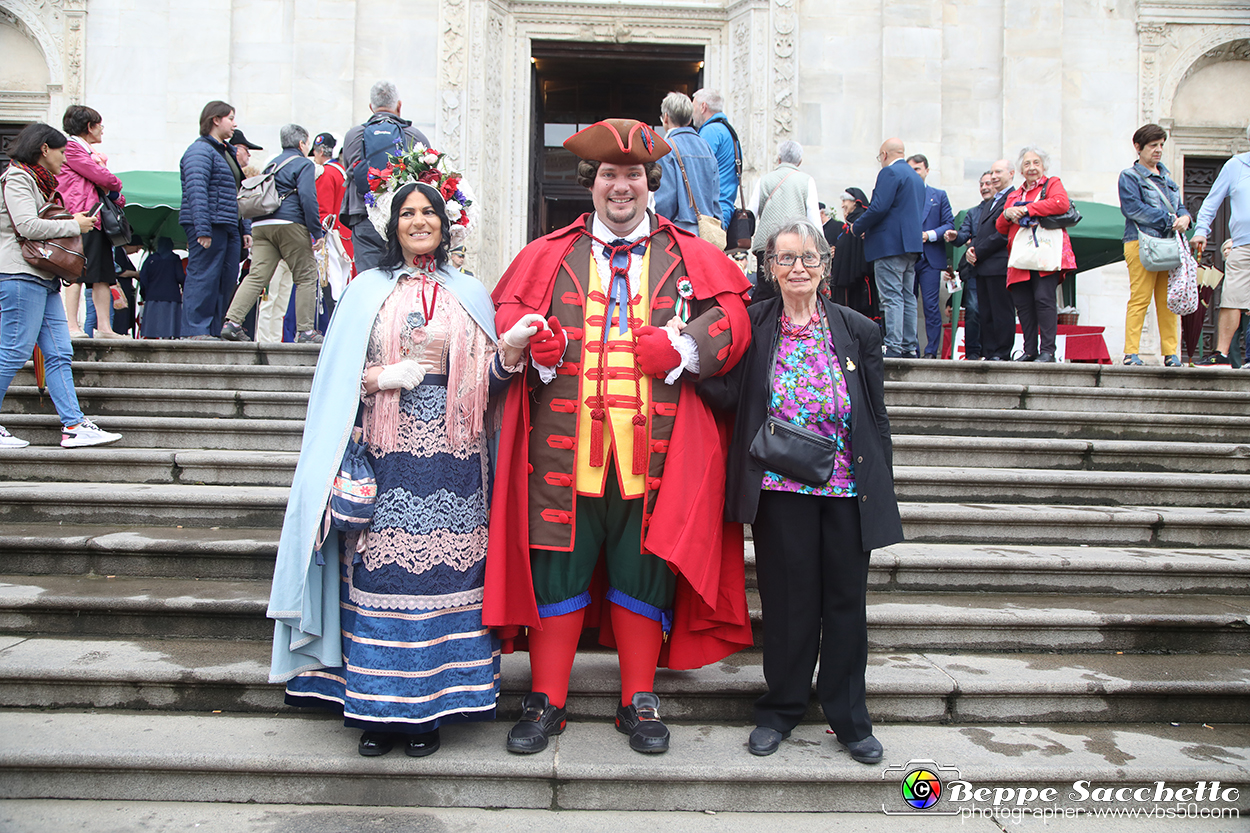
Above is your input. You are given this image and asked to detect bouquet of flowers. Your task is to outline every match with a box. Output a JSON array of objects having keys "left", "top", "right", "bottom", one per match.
[{"left": 365, "top": 143, "right": 476, "bottom": 245}]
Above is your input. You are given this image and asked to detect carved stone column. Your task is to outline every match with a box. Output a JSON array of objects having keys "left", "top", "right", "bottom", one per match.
[{"left": 1138, "top": 22, "right": 1169, "bottom": 124}]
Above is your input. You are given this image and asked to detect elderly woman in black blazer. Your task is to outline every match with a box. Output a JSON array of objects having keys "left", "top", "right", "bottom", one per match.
[{"left": 699, "top": 219, "right": 903, "bottom": 764}]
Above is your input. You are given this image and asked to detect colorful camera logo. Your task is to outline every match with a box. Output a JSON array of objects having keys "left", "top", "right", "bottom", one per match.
[{"left": 901, "top": 768, "right": 943, "bottom": 809}]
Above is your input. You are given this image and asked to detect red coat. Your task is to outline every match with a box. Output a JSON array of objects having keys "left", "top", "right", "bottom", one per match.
[
  {"left": 485, "top": 214, "right": 755, "bottom": 670},
  {"left": 315, "top": 160, "right": 353, "bottom": 262},
  {"left": 995, "top": 175, "right": 1077, "bottom": 286}
]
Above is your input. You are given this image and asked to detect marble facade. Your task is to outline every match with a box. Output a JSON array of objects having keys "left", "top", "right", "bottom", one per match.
[{"left": 2, "top": 0, "right": 1248, "bottom": 357}]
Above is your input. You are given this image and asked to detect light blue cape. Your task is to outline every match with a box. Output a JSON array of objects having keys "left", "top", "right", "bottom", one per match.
[{"left": 267, "top": 264, "right": 497, "bottom": 683}]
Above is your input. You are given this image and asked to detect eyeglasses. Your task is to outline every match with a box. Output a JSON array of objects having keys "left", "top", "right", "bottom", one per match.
[{"left": 772, "top": 252, "right": 823, "bottom": 268}]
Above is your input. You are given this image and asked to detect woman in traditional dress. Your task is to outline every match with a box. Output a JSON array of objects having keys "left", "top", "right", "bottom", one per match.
[{"left": 268, "top": 149, "right": 534, "bottom": 757}]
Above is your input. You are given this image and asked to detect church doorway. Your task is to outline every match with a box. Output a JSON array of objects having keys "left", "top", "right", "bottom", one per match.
[{"left": 529, "top": 40, "right": 704, "bottom": 240}]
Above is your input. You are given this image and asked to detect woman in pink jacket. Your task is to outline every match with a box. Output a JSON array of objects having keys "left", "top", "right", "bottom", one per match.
[
  {"left": 57, "top": 105, "right": 127, "bottom": 339},
  {"left": 996, "top": 146, "right": 1077, "bottom": 362}
]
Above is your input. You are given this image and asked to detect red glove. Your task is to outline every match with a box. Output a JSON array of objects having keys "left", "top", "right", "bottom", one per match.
[
  {"left": 529, "top": 316, "right": 567, "bottom": 367},
  {"left": 634, "top": 325, "right": 682, "bottom": 377}
]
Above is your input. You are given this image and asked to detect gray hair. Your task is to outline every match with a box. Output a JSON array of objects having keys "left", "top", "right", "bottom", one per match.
[
  {"left": 279, "top": 123, "right": 308, "bottom": 150},
  {"left": 693, "top": 88, "right": 724, "bottom": 114},
  {"left": 777, "top": 140, "right": 803, "bottom": 165},
  {"left": 1017, "top": 145, "right": 1050, "bottom": 171},
  {"left": 661, "top": 92, "right": 694, "bottom": 127},
  {"left": 370, "top": 80, "right": 399, "bottom": 111},
  {"left": 764, "top": 220, "right": 831, "bottom": 287}
]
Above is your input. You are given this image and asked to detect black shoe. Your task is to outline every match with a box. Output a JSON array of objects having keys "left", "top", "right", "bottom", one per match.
[
  {"left": 900, "top": 351, "right": 918, "bottom": 359},
  {"left": 748, "top": 726, "right": 790, "bottom": 756},
  {"left": 218, "top": 319, "right": 247, "bottom": 341},
  {"left": 841, "top": 734, "right": 883, "bottom": 764},
  {"left": 1196, "top": 352, "right": 1231, "bottom": 367},
  {"left": 964, "top": 353, "right": 982, "bottom": 361},
  {"left": 1015, "top": 353, "right": 1037, "bottom": 362},
  {"left": 506, "top": 692, "right": 567, "bottom": 754},
  {"left": 987, "top": 356, "right": 1006, "bottom": 361},
  {"left": 615, "top": 691, "right": 670, "bottom": 754},
  {"left": 922, "top": 353, "right": 938, "bottom": 359},
  {"left": 358, "top": 731, "right": 395, "bottom": 757},
  {"left": 405, "top": 728, "right": 441, "bottom": 758},
  {"left": 1036, "top": 352, "right": 1056, "bottom": 363}
]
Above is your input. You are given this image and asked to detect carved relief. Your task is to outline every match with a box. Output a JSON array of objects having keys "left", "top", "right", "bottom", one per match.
[
  {"left": 439, "top": 0, "right": 467, "bottom": 162},
  {"left": 772, "top": 0, "right": 795, "bottom": 140}
]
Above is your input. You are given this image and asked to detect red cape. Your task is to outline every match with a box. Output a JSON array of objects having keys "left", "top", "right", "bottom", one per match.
[{"left": 485, "top": 214, "right": 754, "bottom": 669}]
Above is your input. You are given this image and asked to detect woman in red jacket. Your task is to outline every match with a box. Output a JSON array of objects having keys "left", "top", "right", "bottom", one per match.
[
  {"left": 57, "top": 105, "right": 127, "bottom": 339},
  {"left": 996, "top": 146, "right": 1076, "bottom": 362}
]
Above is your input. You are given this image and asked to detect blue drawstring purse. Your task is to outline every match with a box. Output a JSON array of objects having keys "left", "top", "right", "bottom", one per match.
[{"left": 315, "top": 427, "right": 376, "bottom": 565}]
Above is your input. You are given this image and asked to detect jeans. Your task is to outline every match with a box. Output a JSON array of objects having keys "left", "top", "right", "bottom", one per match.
[
  {"left": 181, "top": 223, "right": 241, "bottom": 337},
  {"left": 872, "top": 253, "right": 919, "bottom": 356},
  {"left": 914, "top": 260, "right": 943, "bottom": 356},
  {"left": 84, "top": 283, "right": 114, "bottom": 337},
  {"left": 0, "top": 276, "right": 85, "bottom": 427}
]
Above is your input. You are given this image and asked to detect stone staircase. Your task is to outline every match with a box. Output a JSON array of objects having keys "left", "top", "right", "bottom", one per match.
[{"left": 0, "top": 340, "right": 1248, "bottom": 815}]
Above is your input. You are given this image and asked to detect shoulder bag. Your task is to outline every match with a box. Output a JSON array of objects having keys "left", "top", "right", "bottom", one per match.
[
  {"left": 721, "top": 120, "right": 756, "bottom": 253},
  {"left": 670, "top": 140, "right": 727, "bottom": 249},
  {"left": 1129, "top": 171, "right": 1183, "bottom": 272},
  {"left": 96, "top": 187, "right": 132, "bottom": 246},
  {"left": 1034, "top": 179, "right": 1082, "bottom": 229},
  {"left": 1, "top": 169, "right": 86, "bottom": 283},
  {"left": 748, "top": 311, "right": 838, "bottom": 487},
  {"left": 237, "top": 154, "right": 300, "bottom": 220}
]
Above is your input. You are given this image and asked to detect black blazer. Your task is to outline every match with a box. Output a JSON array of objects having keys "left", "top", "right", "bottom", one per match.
[
  {"left": 700, "top": 297, "right": 904, "bottom": 552},
  {"left": 971, "top": 193, "right": 1010, "bottom": 277}
]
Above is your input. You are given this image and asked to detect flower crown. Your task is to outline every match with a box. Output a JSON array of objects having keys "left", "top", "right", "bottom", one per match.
[{"left": 364, "top": 143, "right": 476, "bottom": 246}]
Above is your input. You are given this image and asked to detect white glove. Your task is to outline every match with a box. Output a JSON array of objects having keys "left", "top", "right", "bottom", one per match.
[
  {"left": 377, "top": 360, "right": 426, "bottom": 391},
  {"left": 502, "top": 313, "right": 547, "bottom": 348}
]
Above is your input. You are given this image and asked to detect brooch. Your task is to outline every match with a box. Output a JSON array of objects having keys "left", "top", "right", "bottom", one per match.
[
  {"left": 407, "top": 310, "right": 426, "bottom": 329},
  {"left": 676, "top": 279, "right": 694, "bottom": 322},
  {"left": 846, "top": 359, "right": 856, "bottom": 372}
]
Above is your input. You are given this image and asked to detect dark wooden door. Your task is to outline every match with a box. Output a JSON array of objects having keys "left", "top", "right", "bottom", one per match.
[
  {"left": 0, "top": 122, "right": 30, "bottom": 172},
  {"left": 1183, "top": 156, "right": 1233, "bottom": 359}
]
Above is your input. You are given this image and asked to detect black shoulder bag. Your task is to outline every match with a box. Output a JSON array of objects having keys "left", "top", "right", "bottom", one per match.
[{"left": 721, "top": 119, "right": 756, "bottom": 253}]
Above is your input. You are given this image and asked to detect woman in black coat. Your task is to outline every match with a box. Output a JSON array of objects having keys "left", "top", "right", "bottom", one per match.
[{"left": 700, "top": 219, "right": 903, "bottom": 764}]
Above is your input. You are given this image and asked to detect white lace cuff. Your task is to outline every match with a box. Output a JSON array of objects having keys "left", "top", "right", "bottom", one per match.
[
  {"left": 533, "top": 356, "right": 558, "bottom": 384},
  {"left": 665, "top": 331, "right": 700, "bottom": 385}
]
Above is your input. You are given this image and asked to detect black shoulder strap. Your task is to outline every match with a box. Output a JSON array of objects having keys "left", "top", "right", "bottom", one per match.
[{"left": 717, "top": 117, "right": 748, "bottom": 208}]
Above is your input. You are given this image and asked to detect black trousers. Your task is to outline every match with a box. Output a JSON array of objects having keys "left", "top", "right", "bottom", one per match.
[
  {"left": 976, "top": 272, "right": 1015, "bottom": 359},
  {"left": 1010, "top": 271, "right": 1060, "bottom": 357},
  {"left": 751, "top": 491, "right": 872, "bottom": 742}
]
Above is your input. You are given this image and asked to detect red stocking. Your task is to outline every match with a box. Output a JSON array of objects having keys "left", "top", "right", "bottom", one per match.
[
  {"left": 610, "top": 604, "right": 664, "bottom": 706},
  {"left": 527, "top": 607, "right": 586, "bottom": 709}
]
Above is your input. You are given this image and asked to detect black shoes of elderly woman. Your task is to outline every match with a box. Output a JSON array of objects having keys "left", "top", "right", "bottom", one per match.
[
  {"left": 357, "top": 728, "right": 440, "bottom": 758},
  {"left": 748, "top": 726, "right": 883, "bottom": 764}
]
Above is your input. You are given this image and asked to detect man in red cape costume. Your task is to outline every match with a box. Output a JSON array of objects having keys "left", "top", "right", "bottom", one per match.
[{"left": 486, "top": 118, "right": 753, "bottom": 755}]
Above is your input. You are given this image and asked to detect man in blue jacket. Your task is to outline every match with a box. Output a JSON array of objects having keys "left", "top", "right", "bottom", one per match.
[
  {"left": 220, "top": 124, "right": 325, "bottom": 344},
  {"left": 693, "top": 89, "right": 741, "bottom": 229},
  {"left": 654, "top": 92, "right": 720, "bottom": 235},
  {"left": 179, "top": 101, "right": 252, "bottom": 338},
  {"left": 907, "top": 155, "right": 955, "bottom": 358},
  {"left": 851, "top": 138, "right": 925, "bottom": 357}
]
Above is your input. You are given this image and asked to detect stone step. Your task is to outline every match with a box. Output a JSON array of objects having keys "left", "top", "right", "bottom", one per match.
[
  {"left": 0, "top": 482, "right": 288, "bottom": 528},
  {"left": 885, "top": 358, "right": 1250, "bottom": 391},
  {"left": 885, "top": 381, "right": 1250, "bottom": 415},
  {"left": 893, "top": 466, "right": 1250, "bottom": 509},
  {"left": 892, "top": 435, "right": 1250, "bottom": 474},
  {"left": 0, "top": 448, "right": 298, "bottom": 487},
  {"left": 1, "top": 635, "right": 1246, "bottom": 725},
  {"left": 3, "top": 386, "right": 310, "bottom": 420},
  {"left": 71, "top": 338, "right": 319, "bottom": 367},
  {"left": 0, "top": 414, "right": 304, "bottom": 452},
  {"left": 1, "top": 710, "right": 1246, "bottom": 813},
  {"left": 888, "top": 405, "right": 1250, "bottom": 443},
  {"left": 12, "top": 361, "right": 315, "bottom": 392},
  {"left": 3, "top": 574, "right": 1247, "bottom": 653}
]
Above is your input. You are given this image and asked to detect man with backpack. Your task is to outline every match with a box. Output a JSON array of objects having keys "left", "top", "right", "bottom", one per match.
[
  {"left": 339, "top": 81, "right": 431, "bottom": 272},
  {"left": 220, "top": 124, "right": 325, "bottom": 344}
]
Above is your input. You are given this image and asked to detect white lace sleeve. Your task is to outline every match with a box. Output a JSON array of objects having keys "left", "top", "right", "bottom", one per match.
[{"left": 664, "top": 332, "right": 700, "bottom": 385}]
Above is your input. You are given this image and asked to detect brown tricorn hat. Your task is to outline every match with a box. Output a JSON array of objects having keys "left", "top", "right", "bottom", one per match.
[{"left": 563, "top": 118, "right": 670, "bottom": 165}]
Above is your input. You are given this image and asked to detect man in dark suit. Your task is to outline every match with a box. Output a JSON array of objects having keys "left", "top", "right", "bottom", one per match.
[
  {"left": 851, "top": 138, "right": 926, "bottom": 357},
  {"left": 907, "top": 155, "right": 954, "bottom": 357},
  {"left": 968, "top": 158, "right": 1016, "bottom": 360},
  {"left": 946, "top": 171, "right": 994, "bottom": 360}
]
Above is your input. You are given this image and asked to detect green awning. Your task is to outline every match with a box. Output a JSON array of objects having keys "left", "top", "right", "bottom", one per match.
[
  {"left": 116, "top": 171, "right": 184, "bottom": 246},
  {"left": 948, "top": 201, "right": 1127, "bottom": 274}
]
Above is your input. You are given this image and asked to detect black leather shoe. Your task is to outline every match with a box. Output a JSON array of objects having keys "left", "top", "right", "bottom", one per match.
[
  {"left": 405, "top": 729, "right": 440, "bottom": 758},
  {"left": 748, "top": 726, "right": 790, "bottom": 756},
  {"left": 358, "top": 731, "right": 394, "bottom": 757},
  {"left": 1036, "top": 352, "right": 1056, "bottom": 363},
  {"left": 841, "top": 734, "right": 883, "bottom": 764},
  {"left": 615, "top": 691, "right": 670, "bottom": 753},
  {"left": 506, "top": 692, "right": 567, "bottom": 754},
  {"left": 1015, "top": 353, "right": 1037, "bottom": 362}
]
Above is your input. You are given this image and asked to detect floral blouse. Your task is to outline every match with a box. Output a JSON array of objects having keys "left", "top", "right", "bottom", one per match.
[{"left": 761, "top": 311, "right": 857, "bottom": 496}]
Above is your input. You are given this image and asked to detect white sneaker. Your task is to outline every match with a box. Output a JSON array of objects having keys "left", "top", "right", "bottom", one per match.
[
  {"left": 60, "top": 418, "right": 122, "bottom": 448},
  {"left": 0, "top": 426, "right": 30, "bottom": 449}
]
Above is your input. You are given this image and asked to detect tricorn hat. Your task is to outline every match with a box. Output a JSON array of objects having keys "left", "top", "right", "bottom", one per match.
[
  {"left": 228, "top": 128, "right": 263, "bottom": 150},
  {"left": 563, "top": 118, "right": 670, "bottom": 165}
]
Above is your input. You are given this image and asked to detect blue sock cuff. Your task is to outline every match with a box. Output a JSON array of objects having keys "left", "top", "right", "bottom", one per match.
[
  {"left": 605, "top": 587, "right": 673, "bottom": 634},
  {"left": 537, "top": 590, "right": 592, "bottom": 619}
]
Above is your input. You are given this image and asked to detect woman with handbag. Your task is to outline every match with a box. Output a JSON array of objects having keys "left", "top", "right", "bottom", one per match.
[
  {"left": 698, "top": 219, "right": 903, "bottom": 763},
  {"left": 269, "top": 147, "right": 534, "bottom": 758},
  {"left": 56, "top": 105, "right": 128, "bottom": 339},
  {"left": 1118, "top": 124, "right": 1191, "bottom": 367},
  {"left": 0, "top": 123, "right": 123, "bottom": 449},
  {"left": 996, "top": 146, "right": 1077, "bottom": 362}
]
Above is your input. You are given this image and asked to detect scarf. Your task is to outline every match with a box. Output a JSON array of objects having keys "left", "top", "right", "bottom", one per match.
[{"left": 16, "top": 162, "right": 58, "bottom": 201}]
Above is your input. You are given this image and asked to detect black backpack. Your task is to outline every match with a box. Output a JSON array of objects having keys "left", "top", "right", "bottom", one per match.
[{"left": 352, "top": 117, "right": 407, "bottom": 196}]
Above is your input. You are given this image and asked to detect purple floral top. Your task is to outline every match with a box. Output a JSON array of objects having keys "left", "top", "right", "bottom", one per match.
[{"left": 761, "top": 312, "right": 857, "bottom": 496}]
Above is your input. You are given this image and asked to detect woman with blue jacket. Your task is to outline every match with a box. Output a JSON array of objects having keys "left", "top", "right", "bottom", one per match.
[{"left": 1118, "top": 123, "right": 1191, "bottom": 367}]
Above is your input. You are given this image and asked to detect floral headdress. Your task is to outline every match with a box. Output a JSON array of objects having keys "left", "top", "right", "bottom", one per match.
[{"left": 365, "top": 143, "right": 476, "bottom": 245}]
